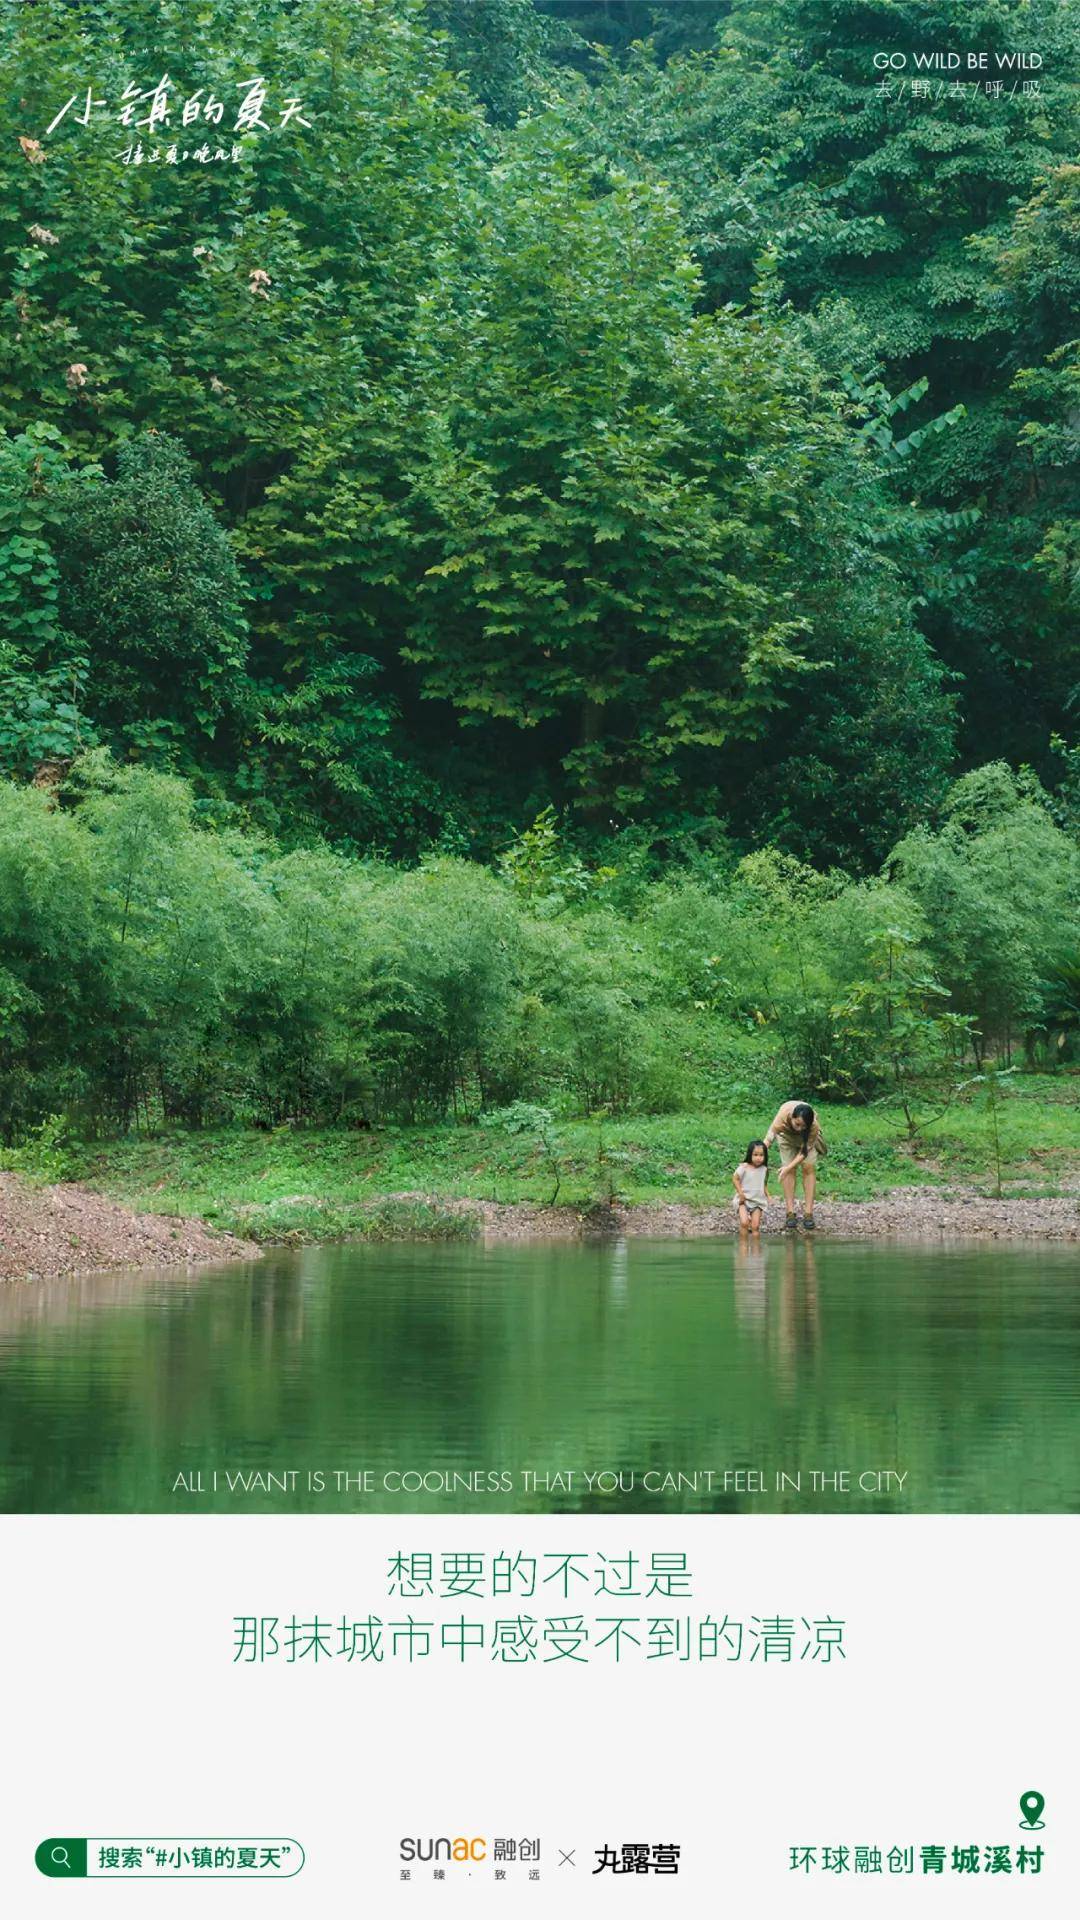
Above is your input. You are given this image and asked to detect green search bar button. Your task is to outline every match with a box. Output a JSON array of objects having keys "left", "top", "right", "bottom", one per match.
[
  {"left": 35, "top": 1838, "right": 305, "bottom": 1879},
  {"left": 36, "top": 1840, "right": 87, "bottom": 1877}
]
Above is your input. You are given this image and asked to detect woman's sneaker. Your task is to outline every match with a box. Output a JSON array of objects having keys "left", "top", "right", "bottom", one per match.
[
  {"left": 803, "top": 1214, "right": 816, "bottom": 1231},
  {"left": 784, "top": 1213, "right": 798, "bottom": 1231}
]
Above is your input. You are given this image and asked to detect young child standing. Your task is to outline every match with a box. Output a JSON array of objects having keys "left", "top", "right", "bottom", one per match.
[{"left": 732, "top": 1140, "right": 769, "bottom": 1234}]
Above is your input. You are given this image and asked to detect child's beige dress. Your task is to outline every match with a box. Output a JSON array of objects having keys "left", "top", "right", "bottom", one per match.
[{"left": 733, "top": 1162, "right": 768, "bottom": 1214}]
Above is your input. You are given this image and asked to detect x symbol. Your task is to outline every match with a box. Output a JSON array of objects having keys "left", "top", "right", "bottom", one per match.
[{"left": 559, "top": 1849, "right": 576, "bottom": 1868}]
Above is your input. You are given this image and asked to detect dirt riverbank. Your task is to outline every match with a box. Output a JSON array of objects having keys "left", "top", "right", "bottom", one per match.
[
  {"left": 0, "top": 1173, "right": 259, "bottom": 1281},
  {"left": 2, "top": 1175, "right": 1077, "bottom": 1280}
]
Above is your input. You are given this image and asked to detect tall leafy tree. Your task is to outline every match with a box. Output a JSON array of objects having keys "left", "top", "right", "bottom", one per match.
[{"left": 402, "top": 122, "right": 948, "bottom": 822}]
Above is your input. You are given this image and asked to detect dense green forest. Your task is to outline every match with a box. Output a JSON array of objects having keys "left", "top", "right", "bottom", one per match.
[
  {"left": 1, "top": 1, "right": 1078, "bottom": 1143},
  {"left": 2, "top": 754, "right": 1078, "bottom": 1138}
]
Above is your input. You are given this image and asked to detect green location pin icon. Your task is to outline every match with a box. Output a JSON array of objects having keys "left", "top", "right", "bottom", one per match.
[{"left": 1019, "top": 1790, "right": 1045, "bottom": 1831}]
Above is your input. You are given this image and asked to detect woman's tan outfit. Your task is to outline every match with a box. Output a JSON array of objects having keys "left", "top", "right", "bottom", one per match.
[{"left": 765, "top": 1102, "right": 827, "bottom": 1166}]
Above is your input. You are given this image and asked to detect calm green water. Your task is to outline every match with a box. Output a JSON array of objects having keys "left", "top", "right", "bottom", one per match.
[{"left": 1, "top": 1235, "right": 1077, "bottom": 1513}]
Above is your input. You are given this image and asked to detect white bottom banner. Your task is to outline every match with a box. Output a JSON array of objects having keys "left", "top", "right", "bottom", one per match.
[{"left": 1, "top": 1516, "right": 1075, "bottom": 1914}]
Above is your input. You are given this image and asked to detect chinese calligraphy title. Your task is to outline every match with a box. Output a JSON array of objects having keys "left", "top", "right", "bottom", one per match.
[{"left": 44, "top": 75, "right": 311, "bottom": 165}]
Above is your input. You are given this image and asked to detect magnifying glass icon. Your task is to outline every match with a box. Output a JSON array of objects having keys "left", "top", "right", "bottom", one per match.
[{"left": 35, "top": 1837, "right": 88, "bottom": 1876}]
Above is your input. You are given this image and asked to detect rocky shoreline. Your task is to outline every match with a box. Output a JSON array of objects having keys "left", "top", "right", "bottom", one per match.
[
  {"left": 0, "top": 1173, "right": 258, "bottom": 1282},
  {"left": 437, "top": 1188, "right": 1080, "bottom": 1243}
]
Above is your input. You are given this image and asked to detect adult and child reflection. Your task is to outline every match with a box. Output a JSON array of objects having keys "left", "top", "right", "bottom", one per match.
[{"left": 603, "top": 1229, "right": 820, "bottom": 1392}]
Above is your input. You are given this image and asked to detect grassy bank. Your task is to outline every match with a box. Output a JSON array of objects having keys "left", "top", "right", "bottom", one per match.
[{"left": 63, "top": 1076, "right": 1080, "bottom": 1244}]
